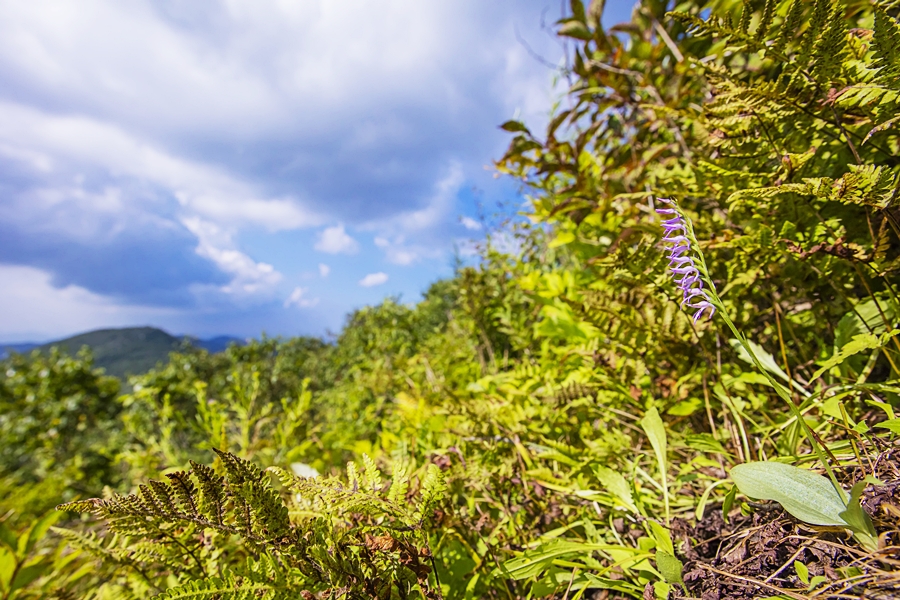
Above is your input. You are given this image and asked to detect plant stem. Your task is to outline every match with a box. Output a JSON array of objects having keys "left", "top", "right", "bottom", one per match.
[{"left": 683, "top": 211, "right": 848, "bottom": 504}]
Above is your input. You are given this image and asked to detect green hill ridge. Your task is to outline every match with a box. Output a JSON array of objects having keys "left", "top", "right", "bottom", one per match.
[{"left": 33, "top": 327, "right": 241, "bottom": 380}]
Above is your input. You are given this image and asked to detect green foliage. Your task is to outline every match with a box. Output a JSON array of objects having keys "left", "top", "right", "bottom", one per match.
[
  {"left": 0, "top": 511, "right": 91, "bottom": 600},
  {"left": 58, "top": 450, "right": 444, "bottom": 599},
  {"left": 0, "top": 349, "right": 121, "bottom": 512},
  {"left": 2, "top": 0, "right": 900, "bottom": 598}
]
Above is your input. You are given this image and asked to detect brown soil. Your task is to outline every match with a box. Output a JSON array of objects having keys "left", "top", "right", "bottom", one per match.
[{"left": 668, "top": 440, "right": 900, "bottom": 599}]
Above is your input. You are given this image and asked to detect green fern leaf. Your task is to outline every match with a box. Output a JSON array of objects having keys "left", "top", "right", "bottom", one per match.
[
  {"left": 874, "top": 5, "right": 900, "bottom": 79},
  {"left": 810, "top": 3, "right": 847, "bottom": 79},
  {"left": 756, "top": 0, "right": 776, "bottom": 40},
  {"left": 190, "top": 460, "right": 226, "bottom": 526},
  {"left": 415, "top": 464, "right": 446, "bottom": 523},
  {"left": 155, "top": 576, "right": 294, "bottom": 600},
  {"left": 387, "top": 466, "right": 409, "bottom": 504},
  {"left": 165, "top": 471, "right": 200, "bottom": 518},
  {"left": 361, "top": 454, "right": 382, "bottom": 493},
  {"left": 775, "top": 0, "right": 806, "bottom": 53}
]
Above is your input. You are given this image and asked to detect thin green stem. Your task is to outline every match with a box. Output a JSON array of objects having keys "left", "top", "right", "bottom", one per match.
[{"left": 679, "top": 205, "right": 848, "bottom": 504}]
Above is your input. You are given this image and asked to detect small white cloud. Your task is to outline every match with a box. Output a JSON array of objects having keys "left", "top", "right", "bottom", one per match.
[
  {"left": 358, "top": 272, "right": 388, "bottom": 287},
  {"left": 284, "top": 286, "right": 319, "bottom": 308},
  {"left": 385, "top": 247, "right": 418, "bottom": 265},
  {"left": 182, "top": 217, "right": 283, "bottom": 296},
  {"left": 318, "top": 263, "right": 330, "bottom": 277},
  {"left": 374, "top": 236, "right": 389, "bottom": 248},
  {"left": 314, "top": 224, "right": 359, "bottom": 254},
  {"left": 460, "top": 216, "right": 482, "bottom": 231}
]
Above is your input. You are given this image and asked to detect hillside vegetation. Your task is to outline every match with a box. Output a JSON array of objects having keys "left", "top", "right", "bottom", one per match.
[
  {"left": 1, "top": 1, "right": 899, "bottom": 598},
  {"left": 3, "top": 327, "right": 243, "bottom": 379}
]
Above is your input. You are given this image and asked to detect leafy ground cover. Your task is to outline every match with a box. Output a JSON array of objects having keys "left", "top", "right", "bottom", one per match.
[{"left": 1, "top": 0, "right": 900, "bottom": 598}]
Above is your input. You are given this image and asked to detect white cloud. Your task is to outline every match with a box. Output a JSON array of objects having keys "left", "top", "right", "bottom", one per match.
[
  {"left": 0, "top": 263, "right": 178, "bottom": 342},
  {"left": 284, "top": 286, "right": 319, "bottom": 308},
  {"left": 0, "top": 0, "right": 586, "bottom": 337},
  {"left": 314, "top": 224, "right": 359, "bottom": 254},
  {"left": 373, "top": 235, "right": 424, "bottom": 265},
  {"left": 359, "top": 272, "right": 388, "bottom": 287},
  {"left": 0, "top": 101, "right": 322, "bottom": 231},
  {"left": 318, "top": 263, "right": 330, "bottom": 277},
  {"left": 182, "top": 217, "right": 282, "bottom": 296},
  {"left": 460, "top": 216, "right": 482, "bottom": 230},
  {"left": 0, "top": 1, "right": 559, "bottom": 137},
  {"left": 386, "top": 248, "right": 418, "bottom": 265}
]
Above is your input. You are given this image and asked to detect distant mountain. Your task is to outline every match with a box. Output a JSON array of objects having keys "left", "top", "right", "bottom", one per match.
[
  {"left": 190, "top": 335, "right": 242, "bottom": 354},
  {"left": 0, "top": 342, "right": 39, "bottom": 357},
  {"left": 1, "top": 327, "right": 244, "bottom": 379}
]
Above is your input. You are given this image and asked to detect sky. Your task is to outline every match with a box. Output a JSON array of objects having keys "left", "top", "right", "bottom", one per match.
[{"left": 0, "top": 0, "right": 635, "bottom": 343}]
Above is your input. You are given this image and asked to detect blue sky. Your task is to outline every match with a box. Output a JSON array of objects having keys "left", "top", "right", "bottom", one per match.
[{"left": 0, "top": 0, "right": 635, "bottom": 343}]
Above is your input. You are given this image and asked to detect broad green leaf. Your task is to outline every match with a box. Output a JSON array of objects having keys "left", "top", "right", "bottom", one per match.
[
  {"left": 875, "top": 418, "right": 900, "bottom": 434},
  {"left": 0, "top": 523, "right": 15, "bottom": 552},
  {"left": 809, "top": 575, "right": 827, "bottom": 590},
  {"left": 592, "top": 466, "right": 638, "bottom": 513},
  {"left": 666, "top": 397, "right": 701, "bottom": 416},
  {"left": 730, "top": 462, "right": 847, "bottom": 527},
  {"left": 499, "top": 120, "right": 529, "bottom": 133},
  {"left": 812, "top": 330, "right": 899, "bottom": 381},
  {"left": 794, "top": 561, "right": 809, "bottom": 585},
  {"left": 26, "top": 511, "right": 61, "bottom": 555},
  {"left": 656, "top": 551, "right": 683, "bottom": 585},
  {"left": 548, "top": 231, "right": 576, "bottom": 248},
  {"left": 722, "top": 485, "right": 737, "bottom": 523},
  {"left": 640, "top": 407, "right": 667, "bottom": 477},
  {"left": 645, "top": 521, "right": 674, "bottom": 555},
  {"left": 640, "top": 407, "right": 669, "bottom": 519},
  {"left": 653, "top": 582, "right": 672, "bottom": 599},
  {"left": 839, "top": 481, "right": 878, "bottom": 551},
  {"left": 0, "top": 546, "right": 14, "bottom": 591},
  {"left": 558, "top": 20, "right": 593, "bottom": 41}
]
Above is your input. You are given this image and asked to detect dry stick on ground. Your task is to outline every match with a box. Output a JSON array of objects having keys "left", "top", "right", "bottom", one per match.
[{"left": 695, "top": 563, "right": 808, "bottom": 600}]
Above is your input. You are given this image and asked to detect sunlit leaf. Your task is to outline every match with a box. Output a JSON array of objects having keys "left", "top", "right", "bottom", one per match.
[{"left": 730, "top": 462, "right": 847, "bottom": 527}]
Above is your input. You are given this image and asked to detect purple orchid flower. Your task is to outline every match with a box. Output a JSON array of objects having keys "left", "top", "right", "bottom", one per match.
[{"left": 655, "top": 198, "right": 716, "bottom": 323}]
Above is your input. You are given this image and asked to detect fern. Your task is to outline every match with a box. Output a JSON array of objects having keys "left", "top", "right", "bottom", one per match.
[
  {"left": 874, "top": 4, "right": 900, "bottom": 81},
  {"left": 155, "top": 556, "right": 299, "bottom": 600},
  {"left": 58, "top": 450, "right": 445, "bottom": 599}
]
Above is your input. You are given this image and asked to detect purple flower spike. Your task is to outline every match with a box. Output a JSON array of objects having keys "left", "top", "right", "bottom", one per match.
[{"left": 655, "top": 198, "right": 716, "bottom": 323}]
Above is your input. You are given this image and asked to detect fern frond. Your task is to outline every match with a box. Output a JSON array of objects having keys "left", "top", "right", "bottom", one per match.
[
  {"left": 833, "top": 84, "right": 900, "bottom": 109},
  {"left": 387, "top": 466, "right": 409, "bottom": 504},
  {"left": 190, "top": 461, "right": 226, "bottom": 526},
  {"left": 361, "top": 454, "right": 382, "bottom": 493},
  {"left": 51, "top": 528, "right": 136, "bottom": 568},
  {"left": 155, "top": 576, "right": 295, "bottom": 600},
  {"left": 810, "top": 2, "right": 847, "bottom": 80},
  {"left": 165, "top": 471, "right": 200, "bottom": 518},
  {"left": 415, "top": 464, "right": 445, "bottom": 523},
  {"left": 775, "top": 0, "right": 806, "bottom": 53},
  {"left": 756, "top": 0, "right": 776, "bottom": 40},
  {"left": 873, "top": 5, "right": 900, "bottom": 80},
  {"left": 738, "top": 0, "right": 752, "bottom": 35},
  {"left": 728, "top": 167, "right": 900, "bottom": 209}
]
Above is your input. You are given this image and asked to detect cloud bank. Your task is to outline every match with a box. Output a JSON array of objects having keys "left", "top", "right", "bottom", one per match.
[{"left": 0, "top": 0, "right": 635, "bottom": 341}]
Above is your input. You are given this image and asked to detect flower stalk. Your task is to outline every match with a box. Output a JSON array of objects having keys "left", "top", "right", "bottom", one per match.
[{"left": 655, "top": 198, "right": 847, "bottom": 503}]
